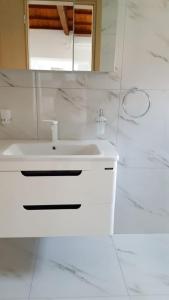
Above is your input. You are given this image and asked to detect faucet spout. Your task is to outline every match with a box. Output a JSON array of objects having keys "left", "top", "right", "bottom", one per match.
[
  {"left": 43, "top": 120, "right": 59, "bottom": 143},
  {"left": 51, "top": 121, "right": 58, "bottom": 143}
]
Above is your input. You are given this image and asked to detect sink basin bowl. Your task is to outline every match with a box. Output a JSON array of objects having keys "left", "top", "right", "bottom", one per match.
[
  {"left": 2, "top": 142, "right": 101, "bottom": 156},
  {"left": 0, "top": 140, "right": 119, "bottom": 166}
]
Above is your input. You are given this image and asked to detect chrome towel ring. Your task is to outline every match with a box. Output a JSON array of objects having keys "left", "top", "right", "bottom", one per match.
[{"left": 122, "top": 88, "right": 151, "bottom": 118}]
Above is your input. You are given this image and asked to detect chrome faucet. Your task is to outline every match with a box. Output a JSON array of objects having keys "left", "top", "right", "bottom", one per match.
[{"left": 43, "top": 120, "right": 59, "bottom": 143}]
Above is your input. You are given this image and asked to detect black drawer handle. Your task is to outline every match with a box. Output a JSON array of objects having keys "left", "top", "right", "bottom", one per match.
[
  {"left": 21, "top": 170, "right": 82, "bottom": 177},
  {"left": 23, "top": 204, "right": 81, "bottom": 210}
]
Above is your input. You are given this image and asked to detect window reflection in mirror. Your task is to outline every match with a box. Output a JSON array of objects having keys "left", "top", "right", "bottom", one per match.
[
  {"left": 28, "top": 0, "right": 74, "bottom": 71},
  {"left": 73, "top": 3, "right": 93, "bottom": 71},
  {"left": 74, "top": 0, "right": 120, "bottom": 72}
]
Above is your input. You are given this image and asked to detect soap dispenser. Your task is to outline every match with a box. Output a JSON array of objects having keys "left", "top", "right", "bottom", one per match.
[{"left": 96, "top": 108, "right": 107, "bottom": 139}]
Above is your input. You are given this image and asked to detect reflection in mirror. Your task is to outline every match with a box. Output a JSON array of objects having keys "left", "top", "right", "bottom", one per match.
[
  {"left": 28, "top": 0, "right": 74, "bottom": 70},
  {"left": 100, "top": 0, "right": 119, "bottom": 71},
  {"left": 74, "top": 0, "right": 122, "bottom": 72},
  {"left": 73, "top": 3, "right": 93, "bottom": 71}
]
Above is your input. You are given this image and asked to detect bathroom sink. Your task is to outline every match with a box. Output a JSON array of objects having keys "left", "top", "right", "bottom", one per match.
[
  {"left": 2, "top": 142, "right": 101, "bottom": 156},
  {"left": 0, "top": 140, "right": 119, "bottom": 169}
]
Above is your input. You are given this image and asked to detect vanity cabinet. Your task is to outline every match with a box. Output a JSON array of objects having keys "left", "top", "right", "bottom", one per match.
[{"left": 0, "top": 165, "right": 117, "bottom": 237}]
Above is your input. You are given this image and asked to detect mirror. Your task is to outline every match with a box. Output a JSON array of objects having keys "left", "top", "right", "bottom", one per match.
[
  {"left": 28, "top": 0, "right": 74, "bottom": 71},
  {"left": 0, "top": 0, "right": 123, "bottom": 72},
  {"left": 74, "top": 0, "right": 121, "bottom": 72}
]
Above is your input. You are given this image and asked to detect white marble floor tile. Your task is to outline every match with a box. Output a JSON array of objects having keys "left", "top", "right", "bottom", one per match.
[
  {"left": 114, "top": 234, "right": 169, "bottom": 296},
  {"left": 0, "top": 238, "right": 37, "bottom": 299},
  {"left": 29, "top": 237, "right": 128, "bottom": 298}
]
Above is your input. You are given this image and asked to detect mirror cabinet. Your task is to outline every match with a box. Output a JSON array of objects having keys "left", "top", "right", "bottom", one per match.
[{"left": 0, "top": 0, "right": 122, "bottom": 71}]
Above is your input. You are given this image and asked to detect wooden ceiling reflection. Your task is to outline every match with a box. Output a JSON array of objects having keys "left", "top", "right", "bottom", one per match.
[{"left": 29, "top": 4, "right": 92, "bottom": 35}]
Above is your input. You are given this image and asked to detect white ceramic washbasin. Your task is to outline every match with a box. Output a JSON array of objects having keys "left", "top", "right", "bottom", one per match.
[
  {"left": 2, "top": 142, "right": 101, "bottom": 156},
  {"left": 0, "top": 140, "right": 119, "bottom": 168}
]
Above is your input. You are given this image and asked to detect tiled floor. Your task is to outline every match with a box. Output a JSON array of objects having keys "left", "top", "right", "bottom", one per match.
[{"left": 0, "top": 235, "right": 169, "bottom": 299}]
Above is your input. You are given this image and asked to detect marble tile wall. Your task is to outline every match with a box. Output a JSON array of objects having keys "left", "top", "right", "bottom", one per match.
[
  {"left": 36, "top": 72, "right": 120, "bottom": 142},
  {"left": 0, "top": 0, "right": 169, "bottom": 233},
  {"left": 115, "top": 0, "right": 169, "bottom": 233},
  {"left": 0, "top": 71, "right": 120, "bottom": 144}
]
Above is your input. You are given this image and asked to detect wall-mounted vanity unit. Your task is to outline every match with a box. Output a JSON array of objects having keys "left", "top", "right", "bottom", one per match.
[
  {"left": 0, "top": 0, "right": 124, "bottom": 71},
  {"left": 0, "top": 140, "right": 118, "bottom": 237}
]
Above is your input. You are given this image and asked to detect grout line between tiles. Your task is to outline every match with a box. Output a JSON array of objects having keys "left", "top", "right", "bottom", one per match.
[
  {"left": 119, "top": 0, "right": 127, "bottom": 92},
  {"left": 0, "top": 84, "right": 120, "bottom": 91},
  {"left": 28, "top": 296, "right": 129, "bottom": 299},
  {"left": 34, "top": 72, "right": 40, "bottom": 139},
  {"left": 116, "top": 89, "right": 123, "bottom": 147},
  {"left": 116, "top": 0, "right": 127, "bottom": 149},
  {"left": 118, "top": 165, "right": 169, "bottom": 170},
  {"left": 111, "top": 237, "right": 130, "bottom": 297},
  {"left": 2, "top": 84, "right": 169, "bottom": 92},
  {"left": 31, "top": 86, "right": 121, "bottom": 91}
]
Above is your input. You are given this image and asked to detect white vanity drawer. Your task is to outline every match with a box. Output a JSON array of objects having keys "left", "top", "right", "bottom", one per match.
[
  {"left": 0, "top": 169, "right": 116, "bottom": 205},
  {"left": 0, "top": 200, "right": 114, "bottom": 237}
]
